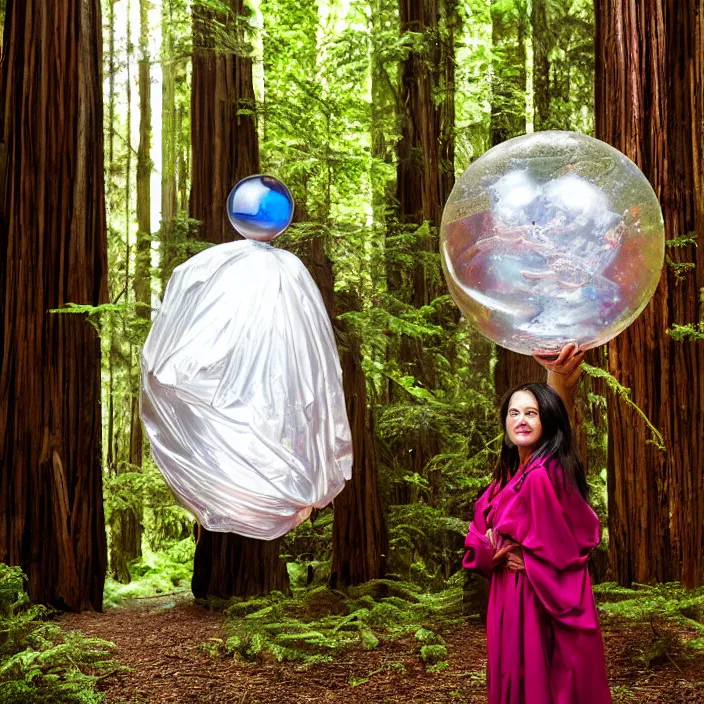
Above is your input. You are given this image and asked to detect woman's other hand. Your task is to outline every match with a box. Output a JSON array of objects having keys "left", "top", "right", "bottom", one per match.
[{"left": 492, "top": 540, "right": 525, "bottom": 572}]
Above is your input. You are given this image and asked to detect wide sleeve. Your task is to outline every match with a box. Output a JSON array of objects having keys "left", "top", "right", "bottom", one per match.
[
  {"left": 462, "top": 485, "right": 495, "bottom": 578},
  {"left": 498, "top": 465, "right": 601, "bottom": 629}
]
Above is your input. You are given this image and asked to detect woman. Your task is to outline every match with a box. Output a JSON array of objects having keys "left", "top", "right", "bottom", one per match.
[{"left": 463, "top": 344, "right": 612, "bottom": 703}]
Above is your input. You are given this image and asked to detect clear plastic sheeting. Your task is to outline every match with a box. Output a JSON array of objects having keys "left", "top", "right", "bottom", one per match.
[{"left": 140, "top": 240, "right": 352, "bottom": 540}]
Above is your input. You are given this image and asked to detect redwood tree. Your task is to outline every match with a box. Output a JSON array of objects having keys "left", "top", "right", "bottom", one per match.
[
  {"left": 0, "top": 0, "right": 108, "bottom": 610},
  {"left": 189, "top": 0, "right": 288, "bottom": 599},
  {"left": 596, "top": 0, "right": 704, "bottom": 588},
  {"left": 393, "top": 0, "right": 457, "bottom": 490},
  {"left": 490, "top": 0, "right": 544, "bottom": 400},
  {"left": 296, "top": 236, "right": 387, "bottom": 588}
]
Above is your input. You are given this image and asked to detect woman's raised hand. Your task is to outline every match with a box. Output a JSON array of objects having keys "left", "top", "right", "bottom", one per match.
[{"left": 533, "top": 342, "right": 585, "bottom": 390}]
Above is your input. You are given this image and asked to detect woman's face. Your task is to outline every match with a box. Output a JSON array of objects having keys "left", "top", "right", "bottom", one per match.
[{"left": 505, "top": 390, "right": 543, "bottom": 452}]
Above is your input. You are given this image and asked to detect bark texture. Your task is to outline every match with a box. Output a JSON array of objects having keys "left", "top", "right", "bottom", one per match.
[
  {"left": 595, "top": 0, "right": 704, "bottom": 588},
  {"left": 490, "top": 0, "right": 544, "bottom": 403},
  {"left": 189, "top": 0, "right": 288, "bottom": 599},
  {"left": 297, "top": 237, "right": 388, "bottom": 588},
  {"left": 190, "top": 0, "right": 259, "bottom": 244},
  {"left": 396, "top": 0, "right": 456, "bottom": 239},
  {"left": 531, "top": 0, "right": 550, "bottom": 130},
  {"left": 394, "top": 0, "right": 457, "bottom": 497},
  {"left": 0, "top": 0, "right": 108, "bottom": 610}
]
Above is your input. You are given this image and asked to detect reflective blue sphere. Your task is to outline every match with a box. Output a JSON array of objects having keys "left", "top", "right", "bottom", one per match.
[{"left": 226, "top": 175, "right": 294, "bottom": 241}]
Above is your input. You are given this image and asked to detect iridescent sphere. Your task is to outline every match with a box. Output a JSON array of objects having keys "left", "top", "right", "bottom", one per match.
[
  {"left": 440, "top": 131, "right": 665, "bottom": 355},
  {"left": 226, "top": 175, "right": 294, "bottom": 241}
]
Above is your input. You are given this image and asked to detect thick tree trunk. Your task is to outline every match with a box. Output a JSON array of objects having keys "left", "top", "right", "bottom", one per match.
[
  {"left": 190, "top": 0, "right": 288, "bottom": 599},
  {"left": 595, "top": 0, "right": 704, "bottom": 588},
  {"left": 0, "top": 0, "right": 108, "bottom": 610},
  {"left": 330, "top": 292, "right": 388, "bottom": 587},
  {"left": 490, "top": 0, "right": 543, "bottom": 402},
  {"left": 190, "top": 1, "right": 258, "bottom": 244},
  {"left": 394, "top": 0, "right": 457, "bottom": 498},
  {"left": 531, "top": 0, "right": 550, "bottom": 130},
  {"left": 396, "top": 0, "right": 455, "bottom": 240},
  {"left": 491, "top": 0, "right": 527, "bottom": 143},
  {"left": 295, "top": 235, "right": 388, "bottom": 588}
]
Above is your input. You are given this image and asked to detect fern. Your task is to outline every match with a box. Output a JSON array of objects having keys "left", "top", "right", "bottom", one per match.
[{"left": 0, "top": 565, "right": 117, "bottom": 703}]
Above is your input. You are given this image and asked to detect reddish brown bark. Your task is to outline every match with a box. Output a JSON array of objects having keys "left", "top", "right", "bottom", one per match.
[
  {"left": 396, "top": 0, "right": 455, "bottom": 248},
  {"left": 0, "top": 0, "right": 108, "bottom": 610},
  {"left": 489, "top": 0, "right": 544, "bottom": 408},
  {"left": 189, "top": 0, "right": 288, "bottom": 599},
  {"left": 190, "top": 0, "right": 259, "bottom": 245},
  {"left": 297, "top": 237, "right": 387, "bottom": 588},
  {"left": 329, "top": 299, "right": 388, "bottom": 587},
  {"left": 596, "top": 0, "right": 704, "bottom": 588},
  {"left": 394, "top": 0, "right": 457, "bottom": 498}
]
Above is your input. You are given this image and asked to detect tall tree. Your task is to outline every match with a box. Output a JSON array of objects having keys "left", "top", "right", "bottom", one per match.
[
  {"left": 0, "top": 0, "right": 108, "bottom": 610},
  {"left": 531, "top": 0, "right": 550, "bottom": 130},
  {"left": 329, "top": 290, "right": 388, "bottom": 587},
  {"left": 393, "top": 0, "right": 458, "bottom": 494},
  {"left": 489, "top": 0, "right": 544, "bottom": 400},
  {"left": 491, "top": 0, "right": 527, "bottom": 143},
  {"left": 595, "top": 0, "right": 704, "bottom": 588},
  {"left": 160, "top": 0, "right": 190, "bottom": 289},
  {"left": 109, "top": 0, "right": 142, "bottom": 584},
  {"left": 122, "top": 0, "right": 153, "bottom": 568},
  {"left": 189, "top": 0, "right": 288, "bottom": 599},
  {"left": 531, "top": 0, "right": 594, "bottom": 132}
]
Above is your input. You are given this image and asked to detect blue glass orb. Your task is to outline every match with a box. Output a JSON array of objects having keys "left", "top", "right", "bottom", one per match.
[
  {"left": 226, "top": 175, "right": 294, "bottom": 242},
  {"left": 441, "top": 131, "right": 665, "bottom": 355}
]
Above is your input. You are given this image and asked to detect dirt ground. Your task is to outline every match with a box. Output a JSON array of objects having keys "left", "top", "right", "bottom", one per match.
[{"left": 59, "top": 594, "right": 704, "bottom": 704}]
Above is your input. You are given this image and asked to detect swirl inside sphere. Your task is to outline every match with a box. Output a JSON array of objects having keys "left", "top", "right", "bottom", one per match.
[
  {"left": 440, "top": 131, "right": 665, "bottom": 355},
  {"left": 226, "top": 175, "right": 294, "bottom": 242}
]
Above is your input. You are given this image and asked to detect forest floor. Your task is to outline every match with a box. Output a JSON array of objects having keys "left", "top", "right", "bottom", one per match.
[{"left": 59, "top": 593, "right": 704, "bottom": 704}]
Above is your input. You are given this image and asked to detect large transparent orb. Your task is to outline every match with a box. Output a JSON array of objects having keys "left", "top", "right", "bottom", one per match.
[
  {"left": 441, "top": 131, "right": 665, "bottom": 355},
  {"left": 226, "top": 174, "right": 294, "bottom": 241}
]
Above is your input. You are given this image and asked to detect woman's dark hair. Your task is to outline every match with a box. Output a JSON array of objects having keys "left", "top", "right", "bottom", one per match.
[{"left": 495, "top": 382, "right": 588, "bottom": 499}]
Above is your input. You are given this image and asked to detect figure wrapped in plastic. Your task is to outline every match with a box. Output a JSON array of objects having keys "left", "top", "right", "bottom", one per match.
[{"left": 140, "top": 176, "right": 352, "bottom": 540}]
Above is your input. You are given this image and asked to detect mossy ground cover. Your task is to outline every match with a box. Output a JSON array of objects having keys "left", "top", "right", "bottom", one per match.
[
  {"left": 0, "top": 565, "right": 118, "bottom": 704},
  {"left": 211, "top": 575, "right": 467, "bottom": 672}
]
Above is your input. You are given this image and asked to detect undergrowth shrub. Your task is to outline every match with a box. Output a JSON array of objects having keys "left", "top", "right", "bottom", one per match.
[
  {"left": 595, "top": 581, "right": 704, "bottom": 663},
  {"left": 103, "top": 538, "right": 195, "bottom": 607},
  {"left": 218, "top": 575, "right": 465, "bottom": 668},
  {"left": 0, "top": 564, "right": 117, "bottom": 703}
]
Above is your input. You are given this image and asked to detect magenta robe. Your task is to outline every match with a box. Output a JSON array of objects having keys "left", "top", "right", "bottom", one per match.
[{"left": 463, "top": 456, "right": 612, "bottom": 704}]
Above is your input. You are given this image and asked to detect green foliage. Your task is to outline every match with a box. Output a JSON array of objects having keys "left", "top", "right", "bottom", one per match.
[
  {"left": 103, "top": 539, "right": 195, "bottom": 607},
  {"left": 595, "top": 581, "right": 704, "bottom": 641},
  {"left": 419, "top": 644, "right": 448, "bottom": 664},
  {"left": 0, "top": 565, "right": 117, "bottom": 703},
  {"left": 220, "top": 580, "right": 465, "bottom": 667},
  {"left": 666, "top": 232, "right": 699, "bottom": 284},
  {"left": 667, "top": 287, "right": 704, "bottom": 341},
  {"left": 582, "top": 363, "right": 666, "bottom": 451},
  {"left": 668, "top": 322, "right": 704, "bottom": 341}
]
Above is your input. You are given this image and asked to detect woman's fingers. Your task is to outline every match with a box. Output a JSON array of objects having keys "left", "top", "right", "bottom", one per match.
[
  {"left": 492, "top": 541, "right": 519, "bottom": 563},
  {"left": 486, "top": 528, "right": 496, "bottom": 549},
  {"left": 534, "top": 343, "right": 580, "bottom": 373},
  {"left": 506, "top": 551, "right": 526, "bottom": 572}
]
